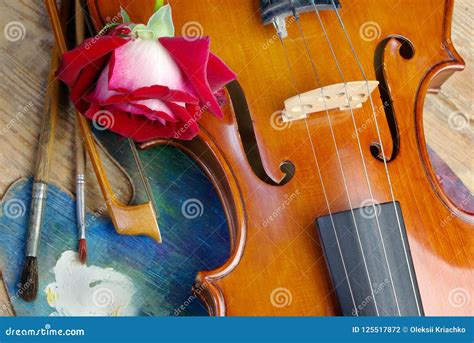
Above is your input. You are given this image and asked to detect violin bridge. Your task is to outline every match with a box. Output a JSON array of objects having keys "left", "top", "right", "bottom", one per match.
[{"left": 282, "top": 81, "right": 379, "bottom": 122}]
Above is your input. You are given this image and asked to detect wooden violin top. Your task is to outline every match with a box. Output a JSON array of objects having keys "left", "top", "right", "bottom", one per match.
[{"left": 84, "top": 0, "right": 473, "bottom": 316}]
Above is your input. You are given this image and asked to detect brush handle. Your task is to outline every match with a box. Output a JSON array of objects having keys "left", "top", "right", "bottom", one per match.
[
  {"left": 74, "top": 0, "right": 86, "bottom": 178},
  {"left": 75, "top": 122, "right": 86, "bottom": 175},
  {"left": 46, "top": 0, "right": 161, "bottom": 243},
  {"left": 26, "top": 40, "right": 61, "bottom": 256},
  {"left": 46, "top": 0, "right": 119, "bottom": 211},
  {"left": 33, "top": 48, "right": 60, "bottom": 183},
  {"left": 75, "top": 0, "right": 87, "bottom": 240}
]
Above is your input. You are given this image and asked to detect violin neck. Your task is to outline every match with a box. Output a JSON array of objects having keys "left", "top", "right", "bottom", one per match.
[{"left": 316, "top": 202, "right": 424, "bottom": 316}]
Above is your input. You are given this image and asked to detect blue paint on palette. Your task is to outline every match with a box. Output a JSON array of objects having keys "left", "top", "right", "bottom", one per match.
[{"left": 0, "top": 146, "right": 229, "bottom": 316}]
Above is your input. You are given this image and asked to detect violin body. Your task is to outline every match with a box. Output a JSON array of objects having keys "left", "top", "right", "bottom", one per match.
[{"left": 88, "top": 0, "right": 473, "bottom": 315}]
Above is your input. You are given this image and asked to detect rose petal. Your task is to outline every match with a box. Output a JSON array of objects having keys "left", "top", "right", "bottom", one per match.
[
  {"left": 132, "top": 85, "right": 198, "bottom": 104},
  {"left": 113, "top": 102, "right": 169, "bottom": 124},
  {"left": 84, "top": 104, "right": 176, "bottom": 142},
  {"left": 108, "top": 24, "right": 132, "bottom": 36},
  {"left": 88, "top": 66, "right": 197, "bottom": 105},
  {"left": 159, "top": 37, "right": 226, "bottom": 118},
  {"left": 69, "top": 55, "right": 109, "bottom": 112},
  {"left": 57, "top": 36, "right": 129, "bottom": 87},
  {"left": 109, "top": 39, "right": 188, "bottom": 94},
  {"left": 85, "top": 64, "right": 124, "bottom": 103},
  {"left": 207, "top": 53, "right": 237, "bottom": 92},
  {"left": 86, "top": 64, "right": 178, "bottom": 122},
  {"left": 165, "top": 101, "right": 199, "bottom": 137}
]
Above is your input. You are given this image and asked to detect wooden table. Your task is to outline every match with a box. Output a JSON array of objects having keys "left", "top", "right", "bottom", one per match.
[{"left": 0, "top": 0, "right": 472, "bottom": 312}]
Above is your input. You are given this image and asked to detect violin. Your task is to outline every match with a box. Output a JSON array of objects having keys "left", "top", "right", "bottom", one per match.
[{"left": 84, "top": 0, "right": 472, "bottom": 316}]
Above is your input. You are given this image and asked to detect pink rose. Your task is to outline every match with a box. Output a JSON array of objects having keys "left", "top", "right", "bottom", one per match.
[{"left": 57, "top": 23, "right": 236, "bottom": 142}]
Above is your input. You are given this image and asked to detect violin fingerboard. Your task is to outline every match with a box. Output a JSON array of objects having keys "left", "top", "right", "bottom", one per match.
[{"left": 316, "top": 201, "right": 424, "bottom": 316}]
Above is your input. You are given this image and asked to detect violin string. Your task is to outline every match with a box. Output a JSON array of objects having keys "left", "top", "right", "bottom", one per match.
[
  {"left": 330, "top": 0, "right": 422, "bottom": 315},
  {"left": 310, "top": 1, "right": 402, "bottom": 315},
  {"left": 276, "top": 29, "right": 359, "bottom": 316},
  {"left": 291, "top": 11, "right": 380, "bottom": 316}
]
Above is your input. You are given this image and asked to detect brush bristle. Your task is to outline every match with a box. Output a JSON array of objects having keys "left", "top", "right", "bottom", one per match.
[
  {"left": 19, "top": 256, "right": 38, "bottom": 302},
  {"left": 78, "top": 239, "right": 87, "bottom": 264}
]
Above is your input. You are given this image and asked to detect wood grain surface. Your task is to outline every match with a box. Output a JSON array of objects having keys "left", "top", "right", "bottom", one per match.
[
  {"left": 0, "top": 0, "right": 470, "bottom": 206},
  {"left": 144, "top": 0, "right": 472, "bottom": 316},
  {"left": 424, "top": 0, "right": 473, "bottom": 192},
  {"left": 0, "top": 0, "right": 472, "bottom": 316},
  {"left": 0, "top": 0, "right": 133, "bottom": 211}
]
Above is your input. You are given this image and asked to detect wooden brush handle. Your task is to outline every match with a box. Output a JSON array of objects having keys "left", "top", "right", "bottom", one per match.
[
  {"left": 75, "top": 120, "right": 86, "bottom": 175},
  {"left": 74, "top": 0, "right": 86, "bottom": 176},
  {"left": 34, "top": 0, "right": 70, "bottom": 183},
  {"left": 34, "top": 46, "right": 59, "bottom": 183},
  {"left": 45, "top": 0, "right": 118, "bottom": 200},
  {"left": 46, "top": 0, "right": 161, "bottom": 243}
]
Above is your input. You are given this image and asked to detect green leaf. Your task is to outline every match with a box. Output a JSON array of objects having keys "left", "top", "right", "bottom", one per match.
[
  {"left": 120, "top": 6, "right": 131, "bottom": 23},
  {"left": 154, "top": 0, "right": 165, "bottom": 12},
  {"left": 132, "top": 23, "right": 156, "bottom": 40},
  {"left": 147, "top": 4, "right": 174, "bottom": 38}
]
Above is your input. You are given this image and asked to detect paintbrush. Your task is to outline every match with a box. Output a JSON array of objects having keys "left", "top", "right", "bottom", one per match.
[
  {"left": 45, "top": 0, "right": 161, "bottom": 243},
  {"left": 76, "top": 125, "right": 87, "bottom": 264},
  {"left": 19, "top": 45, "right": 60, "bottom": 302},
  {"left": 75, "top": 0, "right": 87, "bottom": 264}
]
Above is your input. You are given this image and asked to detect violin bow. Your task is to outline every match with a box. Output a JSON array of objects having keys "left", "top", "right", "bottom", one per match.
[{"left": 44, "top": 0, "right": 162, "bottom": 243}]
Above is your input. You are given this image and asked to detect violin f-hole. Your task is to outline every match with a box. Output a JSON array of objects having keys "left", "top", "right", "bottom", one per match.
[
  {"left": 371, "top": 36, "right": 415, "bottom": 162},
  {"left": 226, "top": 81, "right": 295, "bottom": 186}
]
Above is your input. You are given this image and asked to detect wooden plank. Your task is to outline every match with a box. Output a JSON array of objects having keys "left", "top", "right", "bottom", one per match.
[
  {"left": 0, "top": 0, "right": 133, "bottom": 212},
  {"left": 0, "top": 0, "right": 471, "bottom": 311},
  {"left": 424, "top": 0, "right": 473, "bottom": 192},
  {"left": 0, "top": 271, "right": 15, "bottom": 316}
]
